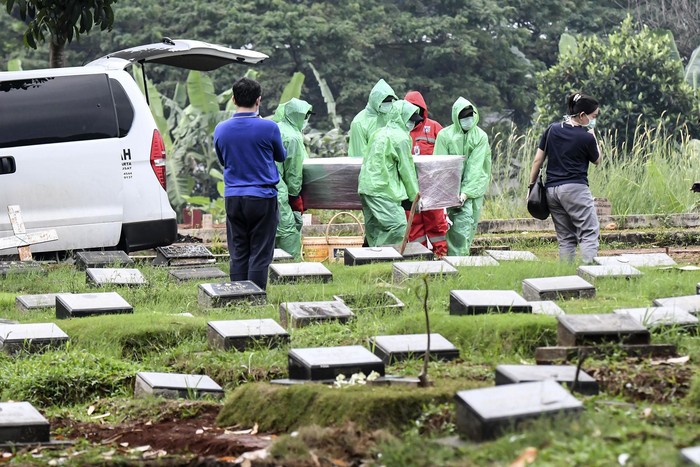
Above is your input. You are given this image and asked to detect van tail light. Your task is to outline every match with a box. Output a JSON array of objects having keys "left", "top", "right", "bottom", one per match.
[{"left": 150, "top": 129, "right": 167, "bottom": 190}]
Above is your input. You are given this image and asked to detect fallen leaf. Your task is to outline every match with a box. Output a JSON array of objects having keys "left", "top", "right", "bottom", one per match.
[
  {"left": 90, "top": 412, "right": 111, "bottom": 420},
  {"left": 2, "top": 453, "right": 12, "bottom": 459},
  {"left": 618, "top": 453, "right": 630, "bottom": 465},
  {"left": 604, "top": 222, "right": 617, "bottom": 230},
  {"left": 642, "top": 407, "right": 652, "bottom": 418},
  {"left": 145, "top": 421, "right": 152, "bottom": 426},
  {"left": 667, "top": 356, "right": 690, "bottom": 364},
  {"left": 87, "top": 405, "right": 95, "bottom": 415},
  {"left": 251, "top": 423, "right": 259, "bottom": 435},
  {"left": 510, "top": 447, "right": 538, "bottom": 467},
  {"left": 195, "top": 429, "right": 204, "bottom": 435},
  {"left": 232, "top": 428, "right": 253, "bottom": 435},
  {"left": 120, "top": 442, "right": 129, "bottom": 448},
  {"left": 131, "top": 445, "right": 151, "bottom": 453}
]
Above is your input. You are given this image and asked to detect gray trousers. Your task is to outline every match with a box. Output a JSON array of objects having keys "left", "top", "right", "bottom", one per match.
[{"left": 546, "top": 183, "right": 599, "bottom": 263}]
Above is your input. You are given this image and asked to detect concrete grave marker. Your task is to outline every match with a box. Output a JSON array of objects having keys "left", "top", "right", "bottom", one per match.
[
  {"left": 613, "top": 307, "right": 698, "bottom": 330},
  {"left": 86, "top": 268, "right": 147, "bottom": 287},
  {"left": 279, "top": 300, "right": 354, "bottom": 328},
  {"left": 288, "top": 345, "right": 385, "bottom": 380},
  {"left": 522, "top": 275, "right": 595, "bottom": 301},
  {"left": 56, "top": 292, "right": 133, "bottom": 319},
  {"left": 369, "top": 333, "right": 459, "bottom": 364},
  {"left": 681, "top": 446, "right": 700, "bottom": 466},
  {"left": 269, "top": 262, "right": 333, "bottom": 284},
  {"left": 0, "top": 323, "right": 69, "bottom": 354},
  {"left": 208, "top": 319, "right": 289, "bottom": 351},
  {"left": 273, "top": 248, "right": 294, "bottom": 262},
  {"left": 619, "top": 253, "right": 676, "bottom": 267},
  {"left": 74, "top": 251, "right": 134, "bottom": 270},
  {"left": 557, "top": 314, "right": 650, "bottom": 346},
  {"left": 450, "top": 290, "right": 532, "bottom": 315},
  {"left": 0, "top": 261, "right": 45, "bottom": 277},
  {"left": 592, "top": 256, "right": 627, "bottom": 266},
  {"left": 16, "top": 293, "right": 69, "bottom": 312},
  {"left": 653, "top": 295, "right": 700, "bottom": 315},
  {"left": 333, "top": 291, "right": 404, "bottom": 312},
  {"left": 153, "top": 244, "right": 215, "bottom": 267},
  {"left": 0, "top": 205, "right": 58, "bottom": 261},
  {"left": 495, "top": 364, "right": 599, "bottom": 395},
  {"left": 0, "top": 401, "right": 50, "bottom": 443},
  {"left": 528, "top": 300, "right": 566, "bottom": 317},
  {"left": 168, "top": 266, "right": 227, "bottom": 282},
  {"left": 577, "top": 264, "right": 642, "bottom": 282},
  {"left": 393, "top": 260, "right": 457, "bottom": 283},
  {"left": 454, "top": 380, "right": 583, "bottom": 441},
  {"left": 343, "top": 247, "right": 403, "bottom": 266},
  {"left": 134, "top": 371, "right": 224, "bottom": 399},
  {"left": 198, "top": 281, "right": 266, "bottom": 308},
  {"left": 485, "top": 250, "right": 538, "bottom": 261},
  {"left": 391, "top": 242, "right": 434, "bottom": 261},
  {"left": 443, "top": 256, "right": 499, "bottom": 267}
]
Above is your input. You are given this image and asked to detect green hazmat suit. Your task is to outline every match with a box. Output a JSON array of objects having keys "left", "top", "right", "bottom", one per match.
[
  {"left": 434, "top": 97, "right": 492, "bottom": 256},
  {"left": 348, "top": 79, "right": 398, "bottom": 157},
  {"left": 274, "top": 98, "right": 312, "bottom": 259},
  {"left": 358, "top": 100, "right": 420, "bottom": 246}
]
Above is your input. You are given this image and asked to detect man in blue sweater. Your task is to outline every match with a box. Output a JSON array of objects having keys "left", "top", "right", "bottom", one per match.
[{"left": 214, "top": 77, "right": 287, "bottom": 290}]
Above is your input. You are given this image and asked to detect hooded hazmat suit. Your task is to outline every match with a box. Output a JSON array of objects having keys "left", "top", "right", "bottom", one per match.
[
  {"left": 274, "top": 98, "right": 312, "bottom": 258},
  {"left": 434, "top": 97, "right": 492, "bottom": 256},
  {"left": 404, "top": 91, "right": 448, "bottom": 257},
  {"left": 358, "top": 100, "right": 420, "bottom": 246},
  {"left": 348, "top": 79, "right": 398, "bottom": 157}
]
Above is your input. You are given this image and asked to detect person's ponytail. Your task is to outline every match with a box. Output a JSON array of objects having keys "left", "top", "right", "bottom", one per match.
[{"left": 566, "top": 92, "right": 599, "bottom": 116}]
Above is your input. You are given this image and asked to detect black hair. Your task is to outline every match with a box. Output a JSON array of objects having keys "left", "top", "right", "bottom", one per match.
[
  {"left": 567, "top": 92, "right": 598, "bottom": 116},
  {"left": 232, "top": 77, "right": 262, "bottom": 108}
]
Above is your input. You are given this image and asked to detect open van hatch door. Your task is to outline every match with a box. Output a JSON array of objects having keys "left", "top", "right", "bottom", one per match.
[{"left": 86, "top": 38, "right": 268, "bottom": 71}]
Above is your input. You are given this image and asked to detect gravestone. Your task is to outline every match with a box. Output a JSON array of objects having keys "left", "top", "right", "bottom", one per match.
[
  {"left": 391, "top": 242, "right": 434, "bottom": 261},
  {"left": 0, "top": 401, "right": 50, "bottom": 443},
  {"left": 86, "top": 268, "right": 147, "bottom": 287},
  {"left": 393, "top": 260, "right": 457, "bottom": 283},
  {"left": 613, "top": 307, "right": 698, "bottom": 330},
  {"left": 369, "top": 333, "right": 459, "bottom": 364},
  {"left": 333, "top": 291, "right": 405, "bottom": 312},
  {"left": 168, "top": 266, "right": 227, "bottom": 282},
  {"left": 653, "top": 295, "right": 700, "bottom": 315},
  {"left": 55, "top": 292, "right": 133, "bottom": 319},
  {"left": 198, "top": 281, "right": 266, "bottom": 308},
  {"left": 269, "top": 262, "right": 333, "bottom": 284},
  {"left": 208, "top": 319, "right": 289, "bottom": 351},
  {"left": 592, "top": 256, "right": 627, "bottom": 266},
  {"left": 153, "top": 244, "right": 215, "bottom": 267},
  {"left": 495, "top": 364, "right": 599, "bottom": 395},
  {"left": 681, "top": 446, "right": 700, "bottom": 465},
  {"left": 454, "top": 380, "right": 583, "bottom": 441},
  {"left": 16, "top": 293, "right": 68, "bottom": 312},
  {"left": 74, "top": 250, "right": 134, "bottom": 270},
  {"left": 288, "top": 345, "right": 385, "bottom": 380},
  {"left": 343, "top": 247, "right": 403, "bottom": 266},
  {"left": 0, "top": 323, "right": 69, "bottom": 354},
  {"left": 0, "top": 261, "right": 45, "bottom": 277},
  {"left": 522, "top": 276, "right": 595, "bottom": 301},
  {"left": 577, "top": 264, "right": 642, "bottom": 282},
  {"left": 557, "top": 314, "right": 650, "bottom": 347},
  {"left": 619, "top": 253, "right": 676, "bottom": 267},
  {"left": 273, "top": 248, "right": 294, "bottom": 262},
  {"left": 134, "top": 372, "right": 224, "bottom": 399},
  {"left": 443, "top": 256, "right": 499, "bottom": 267},
  {"left": 279, "top": 301, "right": 354, "bottom": 328},
  {"left": 450, "top": 290, "right": 532, "bottom": 315},
  {"left": 485, "top": 250, "right": 538, "bottom": 261},
  {"left": 529, "top": 300, "right": 566, "bottom": 317}
]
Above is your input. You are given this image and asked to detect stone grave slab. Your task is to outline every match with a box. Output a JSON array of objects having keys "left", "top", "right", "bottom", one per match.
[
  {"left": 198, "top": 281, "right": 266, "bottom": 308},
  {"left": 391, "top": 242, "right": 434, "bottom": 261},
  {"left": 273, "top": 248, "right": 294, "bottom": 262},
  {"left": 535, "top": 344, "right": 677, "bottom": 364},
  {"left": 343, "top": 247, "right": 403, "bottom": 266},
  {"left": 576, "top": 264, "right": 642, "bottom": 282},
  {"left": 208, "top": 319, "right": 289, "bottom": 351},
  {"left": 681, "top": 446, "right": 700, "bottom": 465},
  {"left": 557, "top": 314, "right": 650, "bottom": 347},
  {"left": 333, "top": 291, "right": 404, "bottom": 312},
  {"left": 369, "top": 333, "right": 460, "bottom": 364},
  {"left": 269, "top": 262, "right": 333, "bottom": 284},
  {"left": 454, "top": 380, "right": 583, "bottom": 441},
  {"left": 0, "top": 323, "right": 69, "bottom": 354},
  {"left": 450, "top": 290, "right": 531, "bottom": 315},
  {"left": 74, "top": 250, "right": 134, "bottom": 270},
  {"left": 153, "top": 244, "right": 215, "bottom": 267},
  {"left": 613, "top": 307, "right": 698, "bottom": 330},
  {"left": 393, "top": 260, "right": 457, "bottom": 283},
  {"left": 653, "top": 295, "right": 700, "bottom": 315},
  {"left": 443, "top": 256, "right": 499, "bottom": 267},
  {"left": 0, "top": 261, "right": 45, "bottom": 277},
  {"left": 279, "top": 301, "right": 354, "bottom": 328},
  {"left": 16, "top": 293, "right": 68, "bottom": 312},
  {"left": 495, "top": 364, "right": 599, "bottom": 395},
  {"left": 86, "top": 268, "right": 147, "bottom": 287},
  {"left": 485, "top": 250, "right": 538, "bottom": 261},
  {"left": 55, "top": 292, "right": 133, "bottom": 319},
  {"left": 592, "top": 256, "right": 627, "bottom": 266},
  {"left": 168, "top": 266, "right": 227, "bottom": 282},
  {"left": 134, "top": 371, "right": 224, "bottom": 399},
  {"left": 522, "top": 276, "right": 595, "bottom": 301},
  {"left": 0, "top": 401, "right": 50, "bottom": 443},
  {"left": 528, "top": 301, "right": 566, "bottom": 317},
  {"left": 288, "top": 345, "right": 385, "bottom": 380},
  {"left": 619, "top": 253, "right": 676, "bottom": 267}
]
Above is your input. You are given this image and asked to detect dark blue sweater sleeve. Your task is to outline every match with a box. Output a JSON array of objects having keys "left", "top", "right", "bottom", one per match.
[{"left": 271, "top": 124, "right": 287, "bottom": 162}]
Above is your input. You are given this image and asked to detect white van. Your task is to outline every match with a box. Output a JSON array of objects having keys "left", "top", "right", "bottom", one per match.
[{"left": 0, "top": 39, "right": 267, "bottom": 255}]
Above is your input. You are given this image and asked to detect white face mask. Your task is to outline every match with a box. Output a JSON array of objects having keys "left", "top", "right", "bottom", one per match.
[
  {"left": 406, "top": 122, "right": 415, "bottom": 131},
  {"left": 379, "top": 102, "right": 393, "bottom": 114},
  {"left": 459, "top": 116, "right": 475, "bottom": 131},
  {"left": 303, "top": 118, "right": 310, "bottom": 130}
]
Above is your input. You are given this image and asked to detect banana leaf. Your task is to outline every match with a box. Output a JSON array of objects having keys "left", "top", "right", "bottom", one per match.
[
  {"left": 309, "top": 63, "right": 342, "bottom": 129},
  {"left": 558, "top": 33, "right": 577, "bottom": 58},
  {"left": 7, "top": 58, "right": 22, "bottom": 71},
  {"left": 685, "top": 44, "right": 700, "bottom": 89},
  {"left": 280, "top": 71, "right": 305, "bottom": 104},
  {"left": 187, "top": 70, "right": 219, "bottom": 116}
]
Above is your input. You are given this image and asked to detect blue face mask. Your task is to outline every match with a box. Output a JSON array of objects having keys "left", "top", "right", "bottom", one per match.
[
  {"left": 459, "top": 117, "right": 475, "bottom": 131},
  {"left": 585, "top": 117, "right": 597, "bottom": 130}
]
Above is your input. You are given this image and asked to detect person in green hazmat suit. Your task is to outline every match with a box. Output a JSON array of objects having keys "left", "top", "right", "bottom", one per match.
[
  {"left": 434, "top": 97, "right": 492, "bottom": 256},
  {"left": 273, "top": 98, "right": 313, "bottom": 258},
  {"left": 358, "top": 100, "right": 420, "bottom": 246},
  {"left": 348, "top": 79, "right": 398, "bottom": 157}
]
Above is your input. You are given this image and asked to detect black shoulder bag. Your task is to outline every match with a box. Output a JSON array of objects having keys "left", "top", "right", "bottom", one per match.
[{"left": 527, "top": 129, "right": 550, "bottom": 220}]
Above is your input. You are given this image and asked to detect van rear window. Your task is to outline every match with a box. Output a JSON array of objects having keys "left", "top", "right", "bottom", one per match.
[{"left": 0, "top": 74, "right": 119, "bottom": 148}]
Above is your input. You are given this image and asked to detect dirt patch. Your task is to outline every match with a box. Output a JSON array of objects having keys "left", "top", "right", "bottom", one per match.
[{"left": 590, "top": 360, "right": 693, "bottom": 403}]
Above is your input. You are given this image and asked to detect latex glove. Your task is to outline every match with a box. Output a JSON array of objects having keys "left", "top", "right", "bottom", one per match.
[
  {"left": 459, "top": 193, "right": 467, "bottom": 205},
  {"left": 288, "top": 195, "right": 304, "bottom": 213}
]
